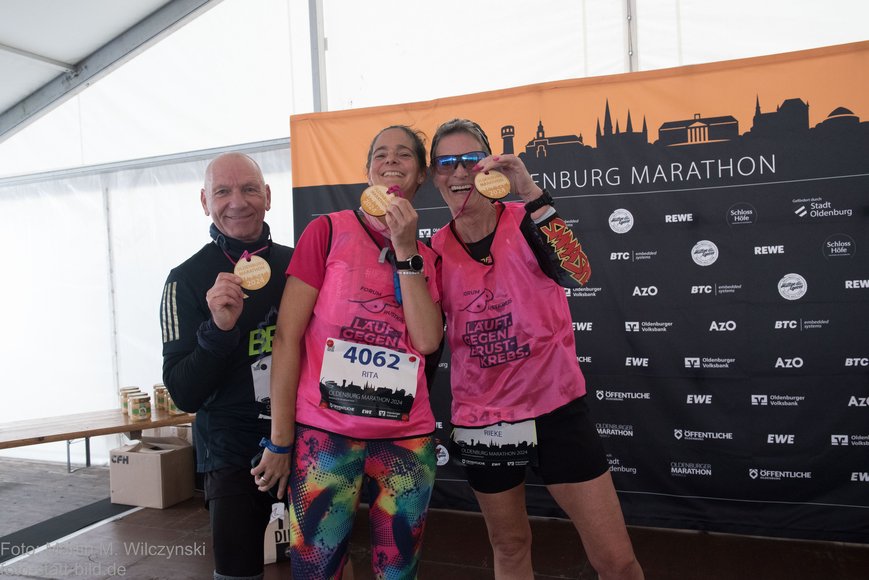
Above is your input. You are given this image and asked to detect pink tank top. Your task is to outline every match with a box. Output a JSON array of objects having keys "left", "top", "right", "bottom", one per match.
[
  {"left": 431, "top": 203, "right": 586, "bottom": 427},
  {"left": 295, "top": 210, "right": 438, "bottom": 438}
]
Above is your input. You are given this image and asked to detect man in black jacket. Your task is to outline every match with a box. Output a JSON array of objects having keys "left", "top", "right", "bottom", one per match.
[{"left": 160, "top": 152, "right": 292, "bottom": 580}]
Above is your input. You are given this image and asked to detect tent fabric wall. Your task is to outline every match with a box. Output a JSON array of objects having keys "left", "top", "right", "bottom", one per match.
[{"left": 0, "top": 146, "right": 291, "bottom": 463}]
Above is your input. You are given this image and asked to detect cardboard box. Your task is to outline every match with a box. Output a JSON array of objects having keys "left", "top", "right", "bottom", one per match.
[{"left": 110, "top": 436, "right": 194, "bottom": 509}]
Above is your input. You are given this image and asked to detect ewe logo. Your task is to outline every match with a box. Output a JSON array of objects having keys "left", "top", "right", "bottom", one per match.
[
  {"left": 608, "top": 209, "right": 634, "bottom": 234},
  {"left": 691, "top": 240, "right": 718, "bottom": 266},
  {"left": 778, "top": 273, "right": 807, "bottom": 300}
]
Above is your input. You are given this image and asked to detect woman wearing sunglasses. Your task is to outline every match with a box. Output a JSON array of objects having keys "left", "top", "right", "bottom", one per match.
[
  {"left": 253, "top": 125, "right": 442, "bottom": 579},
  {"left": 429, "top": 118, "right": 644, "bottom": 580}
]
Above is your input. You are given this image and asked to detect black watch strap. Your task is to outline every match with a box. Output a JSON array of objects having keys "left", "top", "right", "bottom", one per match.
[
  {"left": 395, "top": 254, "right": 424, "bottom": 272},
  {"left": 524, "top": 189, "right": 554, "bottom": 214}
]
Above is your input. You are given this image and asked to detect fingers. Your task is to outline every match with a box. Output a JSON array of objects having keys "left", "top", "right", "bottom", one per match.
[
  {"left": 206, "top": 273, "right": 246, "bottom": 330},
  {"left": 251, "top": 451, "right": 291, "bottom": 497}
]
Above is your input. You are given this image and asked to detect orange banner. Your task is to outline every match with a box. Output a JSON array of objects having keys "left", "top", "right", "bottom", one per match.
[{"left": 291, "top": 41, "right": 869, "bottom": 188}]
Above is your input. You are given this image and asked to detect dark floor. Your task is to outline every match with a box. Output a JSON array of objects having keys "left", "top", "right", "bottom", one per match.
[{"left": 1, "top": 458, "right": 867, "bottom": 579}]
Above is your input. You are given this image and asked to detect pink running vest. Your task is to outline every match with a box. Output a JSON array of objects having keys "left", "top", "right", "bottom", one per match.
[
  {"left": 294, "top": 210, "right": 438, "bottom": 439},
  {"left": 432, "top": 203, "right": 586, "bottom": 427}
]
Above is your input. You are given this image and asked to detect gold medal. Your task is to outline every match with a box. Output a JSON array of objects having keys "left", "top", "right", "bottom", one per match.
[
  {"left": 360, "top": 185, "right": 393, "bottom": 217},
  {"left": 474, "top": 170, "right": 511, "bottom": 199},
  {"left": 234, "top": 254, "right": 271, "bottom": 290}
]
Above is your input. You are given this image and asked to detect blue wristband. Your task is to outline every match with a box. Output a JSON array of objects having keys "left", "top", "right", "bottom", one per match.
[{"left": 259, "top": 437, "right": 292, "bottom": 454}]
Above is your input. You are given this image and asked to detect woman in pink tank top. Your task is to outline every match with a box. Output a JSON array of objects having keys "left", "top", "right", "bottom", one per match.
[
  {"left": 430, "top": 118, "right": 644, "bottom": 580},
  {"left": 254, "top": 125, "right": 443, "bottom": 579}
]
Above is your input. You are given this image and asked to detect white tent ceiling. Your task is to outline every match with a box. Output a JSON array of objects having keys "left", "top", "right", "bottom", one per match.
[{"left": 0, "top": 0, "right": 221, "bottom": 141}]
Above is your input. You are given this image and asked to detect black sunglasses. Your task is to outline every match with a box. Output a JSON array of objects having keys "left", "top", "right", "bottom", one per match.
[{"left": 433, "top": 151, "right": 488, "bottom": 174}]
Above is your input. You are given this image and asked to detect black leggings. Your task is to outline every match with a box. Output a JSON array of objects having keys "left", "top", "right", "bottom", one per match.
[{"left": 207, "top": 471, "right": 276, "bottom": 578}]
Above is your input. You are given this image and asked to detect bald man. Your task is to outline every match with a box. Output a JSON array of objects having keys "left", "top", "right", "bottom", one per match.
[{"left": 160, "top": 153, "right": 292, "bottom": 580}]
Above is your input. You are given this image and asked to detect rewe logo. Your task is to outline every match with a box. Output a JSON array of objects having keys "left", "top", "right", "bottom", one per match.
[
  {"left": 626, "top": 357, "right": 649, "bottom": 367},
  {"left": 845, "top": 279, "right": 869, "bottom": 289},
  {"left": 665, "top": 213, "right": 693, "bottom": 223},
  {"left": 775, "top": 357, "right": 804, "bottom": 368},
  {"left": 767, "top": 434, "right": 795, "bottom": 444},
  {"left": 754, "top": 245, "right": 785, "bottom": 255},
  {"left": 633, "top": 286, "right": 658, "bottom": 296},
  {"left": 610, "top": 252, "right": 631, "bottom": 260},
  {"left": 709, "top": 321, "right": 736, "bottom": 331},
  {"left": 831, "top": 435, "right": 849, "bottom": 446},
  {"left": 774, "top": 320, "right": 797, "bottom": 329},
  {"left": 572, "top": 322, "right": 593, "bottom": 332},
  {"left": 691, "top": 285, "right": 713, "bottom": 294},
  {"left": 845, "top": 358, "right": 869, "bottom": 367},
  {"left": 687, "top": 394, "right": 712, "bottom": 404}
]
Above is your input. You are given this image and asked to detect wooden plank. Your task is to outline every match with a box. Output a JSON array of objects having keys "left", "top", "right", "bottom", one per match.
[{"left": 0, "top": 408, "right": 194, "bottom": 449}]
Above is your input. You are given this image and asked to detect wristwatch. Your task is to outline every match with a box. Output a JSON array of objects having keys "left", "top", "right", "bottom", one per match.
[
  {"left": 395, "top": 254, "right": 424, "bottom": 272},
  {"left": 524, "top": 189, "right": 554, "bottom": 214}
]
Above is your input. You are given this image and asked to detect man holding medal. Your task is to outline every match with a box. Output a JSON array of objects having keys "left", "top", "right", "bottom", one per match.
[{"left": 160, "top": 152, "right": 292, "bottom": 580}]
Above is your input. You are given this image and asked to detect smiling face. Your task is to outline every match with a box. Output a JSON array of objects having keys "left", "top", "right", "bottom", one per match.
[
  {"left": 200, "top": 153, "right": 271, "bottom": 243},
  {"left": 431, "top": 131, "right": 488, "bottom": 215},
  {"left": 366, "top": 127, "right": 426, "bottom": 200}
]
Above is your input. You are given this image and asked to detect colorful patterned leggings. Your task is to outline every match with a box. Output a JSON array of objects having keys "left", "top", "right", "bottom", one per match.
[{"left": 289, "top": 426, "right": 436, "bottom": 580}]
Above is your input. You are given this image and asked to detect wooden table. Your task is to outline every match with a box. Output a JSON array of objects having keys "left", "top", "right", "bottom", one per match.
[{"left": 0, "top": 408, "right": 195, "bottom": 472}]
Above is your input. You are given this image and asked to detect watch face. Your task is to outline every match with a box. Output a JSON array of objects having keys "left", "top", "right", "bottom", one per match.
[{"left": 409, "top": 254, "right": 424, "bottom": 271}]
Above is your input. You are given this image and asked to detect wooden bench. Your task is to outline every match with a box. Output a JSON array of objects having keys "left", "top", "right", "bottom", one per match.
[{"left": 0, "top": 408, "right": 195, "bottom": 472}]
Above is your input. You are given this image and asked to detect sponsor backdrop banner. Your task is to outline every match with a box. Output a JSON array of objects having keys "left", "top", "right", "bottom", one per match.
[{"left": 290, "top": 42, "right": 869, "bottom": 542}]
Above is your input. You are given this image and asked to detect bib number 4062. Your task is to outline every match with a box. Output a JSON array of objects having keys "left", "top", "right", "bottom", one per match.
[{"left": 343, "top": 345, "right": 400, "bottom": 370}]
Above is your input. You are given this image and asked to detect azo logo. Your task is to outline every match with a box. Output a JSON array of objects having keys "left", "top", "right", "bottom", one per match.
[
  {"left": 625, "top": 321, "right": 640, "bottom": 332},
  {"left": 687, "top": 394, "right": 712, "bottom": 404},
  {"left": 775, "top": 357, "right": 804, "bottom": 368},
  {"left": 767, "top": 434, "right": 795, "bottom": 444},
  {"left": 665, "top": 213, "right": 693, "bottom": 223},
  {"left": 751, "top": 395, "right": 768, "bottom": 406},
  {"left": 775, "top": 320, "right": 797, "bottom": 329},
  {"left": 691, "top": 285, "right": 713, "bottom": 294},
  {"left": 831, "top": 435, "right": 849, "bottom": 446},
  {"left": 573, "top": 322, "right": 593, "bottom": 331},
  {"left": 610, "top": 252, "right": 631, "bottom": 260},
  {"left": 684, "top": 358, "right": 701, "bottom": 369},
  {"left": 845, "top": 358, "right": 869, "bottom": 367},
  {"left": 633, "top": 286, "right": 658, "bottom": 296},
  {"left": 845, "top": 280, "right": 869, "bottom": 289},
  {"left": 709, "top": 321, "right": 736, "bottom": 331},
  {"left": 848, "top": 396, "right": 869, "bottom": 407},
  {"left": 625, "top": 357, "right": 649, "bottom": 367}
]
